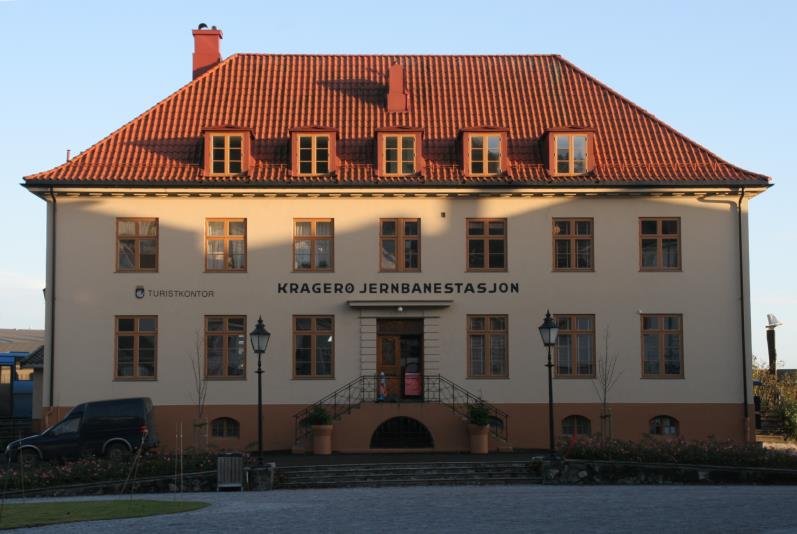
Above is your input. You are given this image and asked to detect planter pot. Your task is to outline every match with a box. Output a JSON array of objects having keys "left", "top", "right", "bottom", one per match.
[
  {"left": 312, "top": 424, "right": 333, "bottom": 455},
  {"left": 468, "top": 424, "right": 489, "bottom": 454}
]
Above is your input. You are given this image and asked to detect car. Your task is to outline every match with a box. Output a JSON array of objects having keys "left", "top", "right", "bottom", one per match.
[{"left": 5, "top": 397, "right": 159, "bottom": 467}]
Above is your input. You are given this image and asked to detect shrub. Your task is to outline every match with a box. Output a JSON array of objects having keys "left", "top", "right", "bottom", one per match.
[
  {"left": 0, "top": 451, "right": 255, "bottom": 492},
  {"left": 306, "top": 405, "right": 332, "bottom": 426},
  {"left": 560, "top": 435, "right": 797, "bottom": 469},
  {"left": 468, "top": 402, "right": 490, "bottom": 426},
  {"left": 778, "top": 399, "right": 797, "bottom": 441}
]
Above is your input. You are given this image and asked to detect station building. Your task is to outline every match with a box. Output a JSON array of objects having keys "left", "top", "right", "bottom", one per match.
[{"left": 23, "top": 26, "right": 770, "bottom": 452}]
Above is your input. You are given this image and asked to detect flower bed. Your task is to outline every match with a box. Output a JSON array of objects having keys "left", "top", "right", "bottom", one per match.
[
  {"left": 0, "top": 452, "right": 255, "bottom": 492},
  {"left": 560, "top": 436, "right": 797, "bottom": 469}
]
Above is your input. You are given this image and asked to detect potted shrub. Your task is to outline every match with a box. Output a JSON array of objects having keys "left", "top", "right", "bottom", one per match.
[
  {"left": 468, "top": 402, "right": 490, "bottom": 454},
  {"left": 307, "top": 405, "right": 333, "bottom": 455}
]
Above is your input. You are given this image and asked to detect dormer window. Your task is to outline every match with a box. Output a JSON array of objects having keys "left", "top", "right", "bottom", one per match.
[
  {"left": 299, "top": 135, "right": 329, "bottom": 174},
  {"left": 203, "top": 128, "right": 251, "bottom": 176},
  {"left": 376, "top": 128, "right": 423, "bottom": 177},
  {"left": 461, "top": 129, "right": 508, "bottom": 177},
  {"left": 291, "top": 128, "right": 338, "bottom": 176},
  {"left": 212, "top": 134, "right": 242, "bottom": 174},
  {"left": 470, "top": 135, "right": 501, "bottom": 175},
  {"left": 556, "top": 134, "right": 588, "bottom": 174},
  {"left": 546, "top": 129, "right": 594, "bottom": 176}
]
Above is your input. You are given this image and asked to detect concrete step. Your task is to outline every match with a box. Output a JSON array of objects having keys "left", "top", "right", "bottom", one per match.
[
  {"left": 277, "top": 476, "right": 542, "bottom": 489},
  {"left": 274, "top": 460, "right": 542, "bottom": 489}
]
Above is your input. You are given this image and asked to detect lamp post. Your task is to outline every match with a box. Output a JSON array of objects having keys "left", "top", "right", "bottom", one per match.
[
  {"left": 249, "top": 316, "right": 271, "bottom": 463},
  {"left": 538, "top": 310, "right": 559, "bottom": 455}
]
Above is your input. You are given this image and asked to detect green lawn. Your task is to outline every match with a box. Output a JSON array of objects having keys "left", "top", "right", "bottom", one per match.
[{"left": 0, "top": 500, "right": 208, "bottom": 529}]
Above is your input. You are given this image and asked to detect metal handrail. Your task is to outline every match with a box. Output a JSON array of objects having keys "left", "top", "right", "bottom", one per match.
[{"left": 291, "top": 374, "right": 510, "bottom": 445}]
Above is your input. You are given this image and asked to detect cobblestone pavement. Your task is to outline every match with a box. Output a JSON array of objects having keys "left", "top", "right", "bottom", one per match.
[{"left": 10, "top": 485, "right": 797, "bottom": 533}]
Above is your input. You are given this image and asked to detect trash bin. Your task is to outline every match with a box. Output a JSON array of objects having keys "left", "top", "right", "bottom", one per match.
[{"left": 217, "top": 453, "right": 244, "bottom": 491}]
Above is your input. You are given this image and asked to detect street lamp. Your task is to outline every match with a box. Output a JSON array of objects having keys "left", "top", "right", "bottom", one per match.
[
  {"left": 249, "top": 316, "right": 271, "bottom": 462},
  {"left": 538, "top": 310, "right": 559, "bottom": 454}
]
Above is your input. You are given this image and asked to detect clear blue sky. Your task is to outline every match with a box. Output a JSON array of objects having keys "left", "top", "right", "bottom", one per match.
[{"left": 1, "top": 0, "right": 794, "bottom": 366}]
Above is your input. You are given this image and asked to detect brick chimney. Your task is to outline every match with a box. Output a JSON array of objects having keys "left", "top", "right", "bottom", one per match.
[
  {"left": 192, "top": 24, "right": 223, "bottom": 79},
  {"left": 387, "top": 63, "right": 409, "bottom": 112}
]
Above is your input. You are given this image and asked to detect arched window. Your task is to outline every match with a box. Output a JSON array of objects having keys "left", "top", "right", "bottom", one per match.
[
  {"left": 561, "top": 415, "right": 591, "bottom": 436},
  {"left": 370, "top": 417, "right": 433, "bottom": 449},
  {"left": 211, "top": 417, "right": 240, "bottom": 438},
  {"left": 649, "top": 415, "right": 679, "bottom": 436},
  {"left": 488, "top": 416, "right": 504, "bottom": 436}
]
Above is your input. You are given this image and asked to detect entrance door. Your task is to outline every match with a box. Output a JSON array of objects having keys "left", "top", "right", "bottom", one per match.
[
  {"left": 376, "top": 319, "right": 424, "bottom": 401},
  {"left": 377, "top": 336, "right": 401, "bottom": 399}
]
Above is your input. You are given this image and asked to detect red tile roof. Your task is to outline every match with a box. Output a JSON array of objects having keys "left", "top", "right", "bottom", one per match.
[{"left": 24, "top": 54, "right": 769, "bottom": 187}]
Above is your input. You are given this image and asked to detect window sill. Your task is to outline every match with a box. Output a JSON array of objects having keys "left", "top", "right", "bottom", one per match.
[
  {"left": 552, "top": 268, "right": 594, "bottom": 273},
  {"left": 639, "top": 268, "right": 682, "bottom": 273},
  {"left": 466, "top": 375, "right": 510, "bottom": 380},
  {"left": 292, "top": 376, "right": 336, "bottom": 380},
  {"left": 113, "top": 377, "right": 157, "bottom": 382},
  {"left": 641, "top": 375, "right": 685, "bottom": 380},
  {"left": 205, "top": 376, "right": 247, "bottom": 381},
  {"left": 116, "top": 269, "right": 159, "bottom": 274},
  {"left": 466, "top": 269, "right": 508, "bottom": 273},
  {"left": 554, "top": 374, "right": 596, "bottom": 379},
  {"left": 292, "top": 269, "right": 335, "bottom": 273},
  {"left": 205, "top": 269, "right": 248, "bottom": 273}
]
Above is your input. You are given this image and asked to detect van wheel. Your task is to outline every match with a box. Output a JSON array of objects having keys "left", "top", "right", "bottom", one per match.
[
  {"left": 105, "top": 443, "right": 131, "bottom": 462},
  {"left": 18, "top": 449, "right": 39, "bottom": 469}
]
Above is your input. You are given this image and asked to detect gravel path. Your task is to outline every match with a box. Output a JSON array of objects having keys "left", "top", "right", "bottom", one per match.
[{"left": 8, "top": 485, "right": 797, "bottom": 533}]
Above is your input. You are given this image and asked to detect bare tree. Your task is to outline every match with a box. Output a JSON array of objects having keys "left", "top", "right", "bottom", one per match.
[
  {"left": 187, "top": 331, "right": 209, "bottom": 451},
  {"left": 592, "top": 327, "right": 622, "bottom": 439}
]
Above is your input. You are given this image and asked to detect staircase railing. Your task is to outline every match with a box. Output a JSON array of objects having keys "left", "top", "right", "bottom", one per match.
[{"left": 292, "top": 374, "right": 509, "bottom": 445}]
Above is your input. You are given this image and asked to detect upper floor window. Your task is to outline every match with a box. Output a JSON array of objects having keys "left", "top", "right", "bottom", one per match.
[
  {"left": 470, "top": 134, "right": 502, "bottom": 175},
  {"left": 555, "top": 314, "right": 595, "bottom": 377},
  {"left": 467, "top": 218, "right": 507, "bottom": 271},
  {"left": 203, "top": 129, "right": 250, "bottom": 176},
  {"left": 380, "top": 218, "right": 420, "bottom": 272},
  {"left": 115, "top": 316, "right": 157, "bottom": 380},
  {"left": 640, "top": 218, "right": 681, "bottom": 271},
  {"left": 555, "top": 134, "right": 588, "bottom": 175},
  {"left": 205, "top": 316, "right": 246, "bottom": 378},
  {"left": 553, "top": 218, "right": 593, "bottom": 271},
  {"left": 467, "top": 315, "right": 508, "bottom": 378},
  {"left": 117, "top": 218, "right": 158, "bottom": 272},
  {"left": 206, "top": 219, "right": 246, "bottom": 272},
  {"left": 294, "top": 219, "right": 334, "bottom": 271},
  {"left": 641, "top": 314, "right": 683, "bottom": 378}
]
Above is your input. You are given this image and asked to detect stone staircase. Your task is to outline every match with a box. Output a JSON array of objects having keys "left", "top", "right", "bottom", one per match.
[{"left": 274, "top": 461, "right": 542, "bottom": 489}]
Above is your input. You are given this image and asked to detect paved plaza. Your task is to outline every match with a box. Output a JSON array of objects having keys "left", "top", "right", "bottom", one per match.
[{"left": 10, "top": 485, "right": 797, "bottom": 533}]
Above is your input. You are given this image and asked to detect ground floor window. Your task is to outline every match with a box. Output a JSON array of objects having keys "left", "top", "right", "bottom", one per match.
[
  {"left": 205, "top": 316, "right": 246, "bottom": 378},
  {"left": 293, "top": 315, "right": 334, "bottom": 378},
  {"left": 115, "top": 316, "right": 157, "bottom": 379},
  {"left": 467, "top": 315, "right": 508, "bottom": 378}
]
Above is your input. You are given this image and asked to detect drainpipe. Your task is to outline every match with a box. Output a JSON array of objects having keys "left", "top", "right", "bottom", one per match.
[
  {"left": 48, "top": 187, "right": 57, "bottom": 408},
  {"left": 737, "top": 187, "right": 750, "bottom": 439}
]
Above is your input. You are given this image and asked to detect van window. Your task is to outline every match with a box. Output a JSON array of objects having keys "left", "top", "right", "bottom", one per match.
[{"left": 51, "top": 417, "right": 80, "bottom": 436}]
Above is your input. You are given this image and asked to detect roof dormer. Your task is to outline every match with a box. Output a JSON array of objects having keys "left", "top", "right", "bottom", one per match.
[
  {"left": 544, "top": 127, "right": 596, "bottom": 176},
  {"left": 290, "top": 127, "right": 339, "bottom": 177},
  {"left": 376, "top": 127, "right": 424, "bottom": 177},
  {"left": 460, "top": 127, "right": 509, "bottom": 177},
  {"left": 202, "top": 126, "right": 252, "bottom": 177}
]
